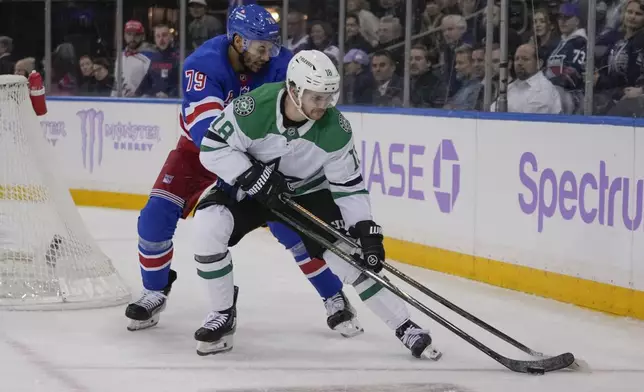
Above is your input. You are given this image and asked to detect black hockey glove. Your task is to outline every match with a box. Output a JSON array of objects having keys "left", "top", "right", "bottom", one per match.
[
  {"left": 236, "top": 161, "right": 294, "bottom": 209},
  {"left": 349, "top": 220, "right": 385, "bottom": 273}
]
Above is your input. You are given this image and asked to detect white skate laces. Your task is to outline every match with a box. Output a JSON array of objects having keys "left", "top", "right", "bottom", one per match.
[
  {"left": 202, "top": 311, "right": 229, "bottom": 331},
  {"left": 401, "top": 325, "right": 442, "bottom": 360},
  {"left": 134, "top": 289, "right": 166, "bottom": 310},
  {"left": 324, "top": 293, "right": 346, "bottom": 316}
]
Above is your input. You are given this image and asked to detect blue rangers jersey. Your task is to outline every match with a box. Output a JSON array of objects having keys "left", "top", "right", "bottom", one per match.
[
  {"left": 179, "top": 34, "right": 292, "bottom": 149},
  {"left": 545, "top": 28, "right": 588, "bottom": 90}
]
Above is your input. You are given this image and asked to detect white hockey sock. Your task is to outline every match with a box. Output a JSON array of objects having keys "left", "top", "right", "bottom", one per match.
[
  {"left": 353, "top": 273, "right": 410, "bottom": 330},
  {"left": 195, "top": 251, "right": 234, "bottom": 311}
]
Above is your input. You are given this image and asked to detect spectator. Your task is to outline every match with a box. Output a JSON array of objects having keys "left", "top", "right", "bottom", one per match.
[
  {"left": 596, "top": 0, "right": 644, "bottom": 100},
  {"left": 13, "top": 57, "right": 36, "bottom": 78},
  {"left": 410, "top": 44, "right": 447, "bottom": 107},
  {"left": 375, "top": 16, "right": 404, "bottom": 71},
  {"left": 347, "top": 0, "right": 381, "bottom": 47},
  {"left": 138, "top": 24, "right": 180, "bottom": 98},
  {"left": 458, "top": 0, "right": 483, "bottom": 43},
  {"left": 444, "top": 44, "right": 483, "bottom": 110},
  {"left": 343, "top": 49, "right": 373, "bottom": 105},
  {"left": 471, "top": 44, "right": 485, "bottom": 80},
  {"left": 87, "top": 57, "right": 114, "bottom": 96},
  {"left": 594, "top": 1, "right": 621, "bottom": 61},
  {"left": 367, "top": 49, "right": 403, "bottom": 106},
  {"left": 491, "top": 43, "right": 562, "bottom": 114},
  {"left": 112, "top": 20, "right": 156, "bottom": 97},
  {"left": 188, "top": 0, "right": 224, "bottom": 53},
  {"left": 440, "top": 14, "right": 469, "bottom": 95},
  {"left": 345, "top": 13, "right": 374, "bottom": 53},
  {"left": 286, "top": 10, "right": 309, "bottom": 53},
  {"left": 0, "top": 36, "right": 15, "bottom": 75},
  {"left": 529, "top": 8, "right": 560, "bottom": 63},
  {"left": 50, "top": 43, "right": 78, "bottom": 96},
  {"left": 546, "top": 3, "right": 587, "bottom": 91},
  {"left": 304, "top": 21, "right": 340, "bottom": 65},
  {"left": 422, "top": 0, "right": 445, "bottom": 31},
  {"left": 78, "top": 55, "right": 95, "bottom": 90},
  {"left": 480, "top": 4, "right": 522, "bottom": 57}
]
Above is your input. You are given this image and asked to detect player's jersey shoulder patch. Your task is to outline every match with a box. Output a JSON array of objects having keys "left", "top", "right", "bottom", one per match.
[
  {"left": 338, "top": 113, "right": 352, "bottom": 133},
  {"left": 234, "top": 95, "right": 255, "bottom": 117}
]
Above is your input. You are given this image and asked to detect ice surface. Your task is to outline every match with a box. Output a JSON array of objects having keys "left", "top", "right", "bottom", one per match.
[{"left": 1, "top": 207, "right": 644, "bottom": 392}]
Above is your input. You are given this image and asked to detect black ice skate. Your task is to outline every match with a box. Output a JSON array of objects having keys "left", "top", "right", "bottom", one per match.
[
  {"left": 395, "top": 319, "right": 442, "bottom": 360},
  {"left": 194, "top": 286, "right": 239, "bottom": 356},
  {"left": 125, "top": 269, "right": 177, "bottom": 331},
  {"left": 324, "top": 291, "right": 364, "bottom": 338}
]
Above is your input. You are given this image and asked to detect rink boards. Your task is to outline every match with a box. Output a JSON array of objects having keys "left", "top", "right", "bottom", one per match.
[{"left": 41, "top": 97, "right": 644, "bottom": 320}]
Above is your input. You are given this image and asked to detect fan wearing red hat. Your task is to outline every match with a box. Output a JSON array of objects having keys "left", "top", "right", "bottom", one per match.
[{"left": 112, "top": 20, "right": 157, "bottom": 97}]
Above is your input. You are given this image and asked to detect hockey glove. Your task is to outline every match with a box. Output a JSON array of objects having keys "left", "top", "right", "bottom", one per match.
[
  {"left": 349, "top": 220, "right": 385, "bottom": 273},
  {"left": 236, "top": 161, "right": 294, "bottom": 209}
]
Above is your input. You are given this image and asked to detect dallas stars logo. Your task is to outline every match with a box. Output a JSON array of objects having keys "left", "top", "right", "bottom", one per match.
[
  {"left": 339, "top": 113, "right": 352, "bottom": 133},
  {"left": 234, "top": 96, "right": 255, "bottom": 117}
]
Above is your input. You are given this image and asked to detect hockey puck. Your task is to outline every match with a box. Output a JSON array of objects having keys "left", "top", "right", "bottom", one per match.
[{"left": 527, "top": 367, "right": 545, "bottom": 375}]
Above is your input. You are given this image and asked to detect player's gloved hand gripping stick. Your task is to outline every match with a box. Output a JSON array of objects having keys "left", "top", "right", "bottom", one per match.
[{"left": 272, "top": 195, "right": 586, "bottom": 375}]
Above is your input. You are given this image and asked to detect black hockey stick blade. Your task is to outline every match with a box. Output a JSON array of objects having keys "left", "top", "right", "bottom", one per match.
[
  {"left": 501, "top": 352, "right": 576, "bottom": 374},
  {"left": 271, "top": 206, "right": 576, "bottom": 374}
]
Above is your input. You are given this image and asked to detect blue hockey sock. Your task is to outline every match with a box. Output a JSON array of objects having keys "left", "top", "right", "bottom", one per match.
[{"left": 267, "top": 221, "right": 343, "bottom": 299}]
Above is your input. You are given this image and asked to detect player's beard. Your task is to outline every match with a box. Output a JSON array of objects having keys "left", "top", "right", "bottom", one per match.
[{"left": 243, "top": 52, "right": 267, "bottom": 73}]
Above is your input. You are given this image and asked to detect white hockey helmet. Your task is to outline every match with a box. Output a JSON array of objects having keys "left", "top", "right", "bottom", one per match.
[{"left": 286, "top": 50, "right": 341, "bottom": 120}]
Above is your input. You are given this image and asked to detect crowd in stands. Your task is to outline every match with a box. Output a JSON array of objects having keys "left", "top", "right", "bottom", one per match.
[{"left": 1, "top": 0, "right": 644, "bottom": 117}]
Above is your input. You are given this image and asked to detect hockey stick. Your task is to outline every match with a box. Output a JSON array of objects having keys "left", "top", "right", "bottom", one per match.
[
  {"left": 280, "top": 197, "right": 550, "bottom": 357},
  {"left": 270, "top": 205, "right": 575, "bottom": 374}
]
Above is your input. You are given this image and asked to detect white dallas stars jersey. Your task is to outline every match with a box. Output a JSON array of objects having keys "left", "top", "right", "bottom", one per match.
[{"left": 200, "top": 82, "right": 371, "bottom": 227}]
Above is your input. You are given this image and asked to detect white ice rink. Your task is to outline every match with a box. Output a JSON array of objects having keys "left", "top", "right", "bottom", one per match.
[{"left": 1, "top": 207, "right": 644, "bottom": 392}]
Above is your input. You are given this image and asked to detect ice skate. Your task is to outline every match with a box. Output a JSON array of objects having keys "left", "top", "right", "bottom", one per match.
[
  {"left": 194, "top": 286, "right": 239, "bottom": 356},
  {"left": 396, "top": 320, "right": 442, "bottom": 360},
  {"left": 125, "top": 270, "right": 177, "bottom": 331},
  {"left": 325, "top": 290, "right": 364, "bottom": 338}
]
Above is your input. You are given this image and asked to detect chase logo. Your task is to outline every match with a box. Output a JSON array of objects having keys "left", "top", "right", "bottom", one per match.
[{"left": 433, "top": 139, "right": 460, "bottom": 213}]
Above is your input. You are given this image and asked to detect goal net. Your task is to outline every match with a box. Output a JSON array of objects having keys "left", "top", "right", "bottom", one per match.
[{"left": 0, "top": 75, "right": 130, "bottom": 310}]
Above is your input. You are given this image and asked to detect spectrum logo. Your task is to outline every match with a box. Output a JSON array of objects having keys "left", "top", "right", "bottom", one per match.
[{"left": 519, "top": 151, "right": 644, "bottom": 232}]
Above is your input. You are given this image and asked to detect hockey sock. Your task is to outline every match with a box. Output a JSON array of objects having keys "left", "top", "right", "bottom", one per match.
[
  {"left": 267, "top": 221, "right": 343, "bottom": 300},
  {"left": 195, "top": 251, "right": 235, "bottom": 311},
  {"left": 322, "top": 248, "right": 410, "bottom": 330},
  {"left": 353, "top": 273, "right": 410, "bottom": 330},
  {"left": 290, "top": 242, "right": 343, "bottom": 299},
  {"left": 138, "top": 238, "right": 173, "bottom": 291}
]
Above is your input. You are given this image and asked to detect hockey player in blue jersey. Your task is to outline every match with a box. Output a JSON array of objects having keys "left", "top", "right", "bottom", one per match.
[{"left": 125, "top": 4, "right": 363, "bottom": 339}]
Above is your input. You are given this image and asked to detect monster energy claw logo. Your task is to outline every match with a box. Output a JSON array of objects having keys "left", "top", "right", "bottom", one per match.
[{"left": 234, "top": 96, "right": 255, "bottom": 116}]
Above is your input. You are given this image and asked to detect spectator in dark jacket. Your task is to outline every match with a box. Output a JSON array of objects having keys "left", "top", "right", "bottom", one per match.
[
  {"left": 343, "top": 49, "right": 374, "bottom": 105},
  {"left": 366, "top": 49, "right": 403, "bottom": 106},
  {"left": 596, "top": 0, "right": 644, "bottom": 100},
  {"left": 345, "top": 13, "right": 375, "bottom": 53},
  {"left": 85, "top": 57, "right": 114, "bottom": 96},
  {"left": 0, "top": 36, "right": 16, "bottom": 75},
  {"left": 410, "top": 44, "right": 447, "bottom": 107},
  {"left": 138, "top": 24, "right": 180, "bottom": 98}
]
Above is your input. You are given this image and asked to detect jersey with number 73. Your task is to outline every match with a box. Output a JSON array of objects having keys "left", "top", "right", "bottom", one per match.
[{"left": 199, "top": 82, "right": 372, "bottom": 227}]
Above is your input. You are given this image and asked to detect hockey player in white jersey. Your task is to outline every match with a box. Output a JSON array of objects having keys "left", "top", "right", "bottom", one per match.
[{"left": 191, "top": 50, "right": 439, "bottom": 359}]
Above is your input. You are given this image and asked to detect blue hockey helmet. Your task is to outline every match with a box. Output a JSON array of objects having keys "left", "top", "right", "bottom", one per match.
[{"left": 227, "top": 4, "right": 281, "bottom": 57}]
